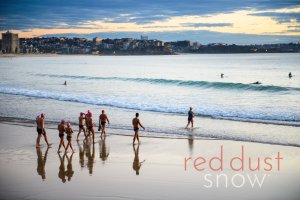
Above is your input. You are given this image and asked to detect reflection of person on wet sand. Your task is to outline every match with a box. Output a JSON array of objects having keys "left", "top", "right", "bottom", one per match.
[
  {"left": 66, "top": 153, "right": 74, "bottom": 181},
  {"left": 77, "top": 141, "right": 85, "bottom": 168},
  {"left": 188, "top": 133, "right": 194, "bottom": 156},
  {"left": 36, "top": 147, "right": 49, "bottom": 180},
  {"left": 99, "top": 136, "right": 109, "bottom": 162},
  {"left": 132, "top": 144, "right": 145, "bottom": 175},
  {"left": 58, "top": 153, "right": 67, "bottom": 183},
  {"left": 86, "top": 143, "right": 95, "bottom": 175}
]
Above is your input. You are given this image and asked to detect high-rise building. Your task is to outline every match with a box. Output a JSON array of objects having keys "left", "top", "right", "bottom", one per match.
[{"left": 1, "top": 31, "right": 19, "bottom": 53}]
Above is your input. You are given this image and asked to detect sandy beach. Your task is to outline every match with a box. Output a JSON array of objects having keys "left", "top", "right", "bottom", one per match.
[{"left": 0, "top": 119, "right": 299, "bottom": 200}]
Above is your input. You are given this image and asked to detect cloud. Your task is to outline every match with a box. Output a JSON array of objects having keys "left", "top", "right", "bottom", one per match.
[
  {"left": 1, "top": 0, "right": 300, "bottom": 43},
  {"left": 1, "top": 0, "right": 300, "bottom": 30},
  {"left": 181, "top": 23, "right": 233, "bottom": 27}
]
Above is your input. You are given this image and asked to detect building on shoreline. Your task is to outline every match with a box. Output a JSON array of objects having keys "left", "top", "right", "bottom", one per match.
[
  {"left": 14, "top": 35, "right": 300, "bottom": 55},
  {"left": 1, "top": 31, "right": 19, "bottom": 53}
]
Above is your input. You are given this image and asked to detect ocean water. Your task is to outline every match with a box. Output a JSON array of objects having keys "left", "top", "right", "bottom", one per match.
[{"left": 0, "top": 54, "right": 300, "bottom": 146}]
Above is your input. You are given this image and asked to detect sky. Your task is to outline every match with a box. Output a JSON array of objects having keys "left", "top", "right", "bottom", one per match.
[{"left": 1, "top": 0, "right": 300, "bottom": 44}]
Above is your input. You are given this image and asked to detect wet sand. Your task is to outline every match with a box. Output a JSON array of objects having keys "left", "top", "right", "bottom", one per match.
[{"left": 0, "top": 120, "right": 300, "bottom": 200}]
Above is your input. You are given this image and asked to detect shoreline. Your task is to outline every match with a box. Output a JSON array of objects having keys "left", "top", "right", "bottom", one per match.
[
  {"left": 1, "top": 116, "right": 299, "bottom": 147},
  {"left": 1, "top": 52, "right": 300, "bottom": 58}
]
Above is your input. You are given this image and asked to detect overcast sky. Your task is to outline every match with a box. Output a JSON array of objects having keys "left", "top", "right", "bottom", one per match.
[{"left": 1, "top": 0, "right": 300, "bottom": 44}]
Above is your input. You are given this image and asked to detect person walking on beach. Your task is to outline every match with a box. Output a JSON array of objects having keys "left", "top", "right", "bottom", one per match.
[
  {"left": 87, "top": 112, "right": 96, "bottom": 144},
  {"left": 185, "top": 107, "right": 195, "bottom": 128},
  {"left": 36, "top": 113, "right": 51, "bottom": 148},
  {"left": 132, "top": 113, "right": 145, "bottom": 144},
  {"left": 99, "top": 110, "right": 110, "bottom": 137},
  {"left": 77, "top": 112, "right": 86, "bottom": 141},
  {"left": 57, "top": 120, "right": 66, "bottom": 152},
  {"left": 85, "top": 111, "right": 91, "bottom": 137},
  {"left": 65, "top": 123, "right": 75, "bottom": 153}
]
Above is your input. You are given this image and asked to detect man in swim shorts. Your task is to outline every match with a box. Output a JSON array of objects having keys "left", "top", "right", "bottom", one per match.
[
  {"left": 87, "top": 112, "right": 95, "bottom": 144},
  {"left": 36, "top": 113, "right": 51, "bottom": 148},
  {"left": 185, "top": 107, "right": 195, "bottom": 128},
  {"left": 77, "top": 112, "right": 86, "bottom": 141},
  {"left": 57, "top": 120, "right": 66, "bottom": 152},
  {"left": 132, "top": 113, "right": 145, "bottom": 144},
  {"left": 99, "top": 110, "right": 110, "bottom": 137}
]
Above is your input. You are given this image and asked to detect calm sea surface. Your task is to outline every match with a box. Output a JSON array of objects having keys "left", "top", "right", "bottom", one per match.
[{"left": 0, "top": 54, "right": 299, "bottom": 145}]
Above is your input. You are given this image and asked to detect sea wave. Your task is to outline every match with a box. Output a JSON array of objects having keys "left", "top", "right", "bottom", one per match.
[
  {"left": 33, "top": 73, "right": 300, "bottom": 92},
  {"left": 1, "top": 86, "right": 300, "bottom": 126}
]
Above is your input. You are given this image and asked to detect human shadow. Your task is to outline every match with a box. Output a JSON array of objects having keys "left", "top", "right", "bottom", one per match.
[
  {"left": 132, "top": 144, "right": 145, "bottom": 175},
  {"left": 36, "top": 147, "right": 49, "bottom": 181},
  {"left": 58, "top": 153, "right": 67, "bottom": 183},
  {"left": 99, "top": 136, "right": 109, "bottom": 163},
  {"left": 65, "top": 153, "right": 74, "bottom": 182},
  {"left": 85, "top": 142, "right": 95, "bottom": 175}
]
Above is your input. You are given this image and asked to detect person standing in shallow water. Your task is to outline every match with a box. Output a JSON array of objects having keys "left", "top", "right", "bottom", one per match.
[
  {"left": 185, "top": 107, "right": 195, "bottom": 128},
  {"left": 132, "top": 113, "right": 145, "bottom": 144},
  {"left": 36, "top": 113, "right": 51, "bottom": 148}
]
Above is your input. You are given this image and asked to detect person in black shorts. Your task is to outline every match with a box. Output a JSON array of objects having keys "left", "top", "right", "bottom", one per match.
[
  {"left": 132, "top": 113, "right": 145, "bottom": 144},
  {"left": 185, "top": 107, "right": 195, "bottom": 128},
  {"left": 36, "top": 113, "right": 51, "bottom": 148},
  {"left": 57, "top": 120, "right": 66, "bottom": 152},
  {"left": 77, "top": 112, "right": 86, "bottom": 141},
  {"left": 65, "top": 123, "right": 75, "bottom": 153},
  {"left": 99, "top": 110, "right": 110, "bottom": 137}
]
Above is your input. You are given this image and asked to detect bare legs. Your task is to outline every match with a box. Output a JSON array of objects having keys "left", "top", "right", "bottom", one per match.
[
  {"left": 77, "top": 127, "right": 86, "bottom": 141},
  {"left": 133, "top": 130, "right": 141, "bottom": 144},
  {"left": 101, "top": 124, "right": 106, "bottom": 137},
  {"left": 185, "top": 119, "right": 194, "bottom": 129},
  {"left": 65, "top": 138, "right": 75, "bottom": 153},
  {"left": 57, "top": 137, "right": 66, "bottom": 152},
  {"left": 36, "top": 134, "right": 41, "bottom": 147},
  {"left": 36, "top": 132, "right": 51, "bottom": 148}
]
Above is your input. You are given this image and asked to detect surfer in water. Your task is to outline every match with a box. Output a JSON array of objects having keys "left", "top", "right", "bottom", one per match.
[
  {"left": 289, "top": 72, "right": 292, "bottom": 78},
  {"left": 185, "top": 107, "right": 195, "bottom": 129},
  {"left": 221, "top": 73, "right": 224, "bottom": 78},
  {"left": 64, "top": 80, "right": 67, "bottom": 85},
  {"left": 252, "top": 81, "right": 261, "bottom": 85}
]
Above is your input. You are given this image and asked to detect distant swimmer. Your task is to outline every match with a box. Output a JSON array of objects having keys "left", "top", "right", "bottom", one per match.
[
  {"left": 289, "top": 72, "right": 293, "bottom": 78},
  {"left": 57, "top": 120, "right": 66, "bottom": 152},
  {"left": 252, "top": 81, "right": 261, "bottom": 85},
  {"left": 64, "top": 80, "right": 67, "bottom": 85},
  {"left": 99, "top": 110, "right": 110, "bottom": 137},
  {"left": 132, "top": 113, "right": 145, "bottom": 144},
  {"left": 36, "top": 113, "right": 51, "bottom": 148},
  {"left": 221, "top": 73, "right": 224, "bottom": 78},
  {"left": 185, "top": 107, "right": 195, "bottom": 128},
  {"left": 65, "top": 122, "right": 75, "bottom": 153}
]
